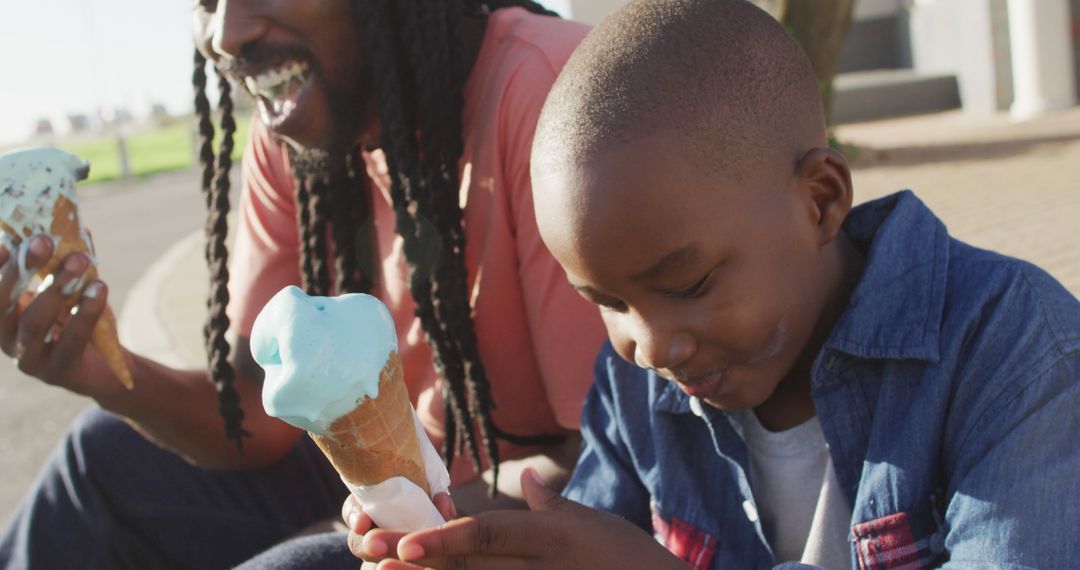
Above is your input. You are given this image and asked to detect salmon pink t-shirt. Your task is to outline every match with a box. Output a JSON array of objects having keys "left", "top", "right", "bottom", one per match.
[{"left": 227, "top": 9, "right": 604, "bottom": 485}]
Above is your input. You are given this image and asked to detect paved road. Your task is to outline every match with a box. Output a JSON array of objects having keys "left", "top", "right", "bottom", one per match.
[{"left": 0, "top": 169, "right": 207, "bottom": 523}]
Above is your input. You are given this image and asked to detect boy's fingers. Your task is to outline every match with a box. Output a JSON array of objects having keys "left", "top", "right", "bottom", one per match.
[
  {"left": 433, "top": 492, "right": 456, "bottom": 520},
  {"left": 343, "top": 495, "right": 374, "bottom": 534},
  {"left": 43, "top": 281, "right": 106, "bottom": 379},
  {"left": 347, "top": 492, "right": 456, "bottom": 562},
  {"left": 377, "top": 556, "right": 532, "bottom": 570},
  {"left": 359, "top": 529, "right": 407, "bottom": 563},
  {"left": 397, "top": 513, "right": 539, "bottom": 561},
  {"left": 375, "top": 562, "right": 424, "bottom": 570},
  {"left": 347, "top": 528, "right": 382, "bottom": 561},
  {"left": 519, "top": 468, "right": 569, "bottom": 513}
]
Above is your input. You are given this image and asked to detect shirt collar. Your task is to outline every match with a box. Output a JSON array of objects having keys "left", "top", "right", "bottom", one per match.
[
  {"left": 655, "top": 375, "right": 692, "bottom": 414},
  {"left": 824, "top": 190, "right": 948, "bottom": 363}
]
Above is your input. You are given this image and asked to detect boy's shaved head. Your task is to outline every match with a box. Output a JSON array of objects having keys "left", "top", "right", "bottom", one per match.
[
  {"left": 533, "top": 0, "right": 825, "bottom": 182},
  {"left": 533, "top": 0, "right": 860, "bottom": 430}
]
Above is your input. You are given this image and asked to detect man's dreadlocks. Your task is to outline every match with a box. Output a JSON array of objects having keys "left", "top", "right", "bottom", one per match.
[{"left": 193, "top": 0, "right": 562, "bottom": 495}]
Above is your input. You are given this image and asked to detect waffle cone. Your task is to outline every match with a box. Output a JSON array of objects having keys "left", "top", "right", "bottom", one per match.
[
  {"left": 309, "top": 351, "right": 429, "bottom": 495},
  {"left": 0, "top": 196, "right": 132, "bottom": 389}
]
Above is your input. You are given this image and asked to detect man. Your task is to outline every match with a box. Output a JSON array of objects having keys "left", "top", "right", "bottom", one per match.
[{"left": 0, "top": 1, "right": 604, "bottom": 567}]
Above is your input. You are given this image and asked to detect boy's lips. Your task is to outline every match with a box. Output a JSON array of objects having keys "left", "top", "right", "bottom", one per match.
[{"left": 666, "top": 366, "right": 730, "bottom": 399}]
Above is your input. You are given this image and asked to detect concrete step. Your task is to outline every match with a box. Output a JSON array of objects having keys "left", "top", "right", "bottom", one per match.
[
  {"left": 839, "top": 14, "right": 909, "bottom": 73},
  {"left": 833, "top": 68, "right": 960, "bottom": 124}
]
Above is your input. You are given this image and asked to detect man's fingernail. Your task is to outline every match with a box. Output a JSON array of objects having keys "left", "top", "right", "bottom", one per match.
[
  {"left": 29, "top": 236, "right": 49, "bottom": 256},
  {"left": 82, "top": 282, "right": 102, "bottom": 299},
  {"left": 399, "top": 542, "right": 424, "bottom": 561},
  {"left": 346, "top": 509, "right": 359, "bottom": 530},
  {"left": 63, "top": 254, "right": 85, "bottom": 272}
]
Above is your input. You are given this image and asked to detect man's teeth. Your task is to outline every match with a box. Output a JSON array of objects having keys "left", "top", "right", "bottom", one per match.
[{"left": 245, "top": 61, "right": 309, "bottom": 101}]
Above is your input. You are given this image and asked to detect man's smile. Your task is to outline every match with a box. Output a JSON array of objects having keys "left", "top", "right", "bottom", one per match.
[
  {"left": 243, "top": 60, "right": 310, "bottom": 103},
  {"left": 236, "top": 59, "right": 313, "bottom": 130}
]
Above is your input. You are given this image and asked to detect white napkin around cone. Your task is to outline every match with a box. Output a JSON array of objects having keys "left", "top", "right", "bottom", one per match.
[{"left": 349, "top": 405, "right": 451, "bottom": 568}]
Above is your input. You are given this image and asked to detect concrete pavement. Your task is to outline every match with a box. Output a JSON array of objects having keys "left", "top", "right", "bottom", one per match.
[{"left": 119, "top": 230, "right": 209, "bottom": 369}]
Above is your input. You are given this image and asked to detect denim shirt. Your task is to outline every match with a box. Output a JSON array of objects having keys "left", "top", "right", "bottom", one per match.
[{"left": 563, "top": 191, "right": 1080, "bottom": 569}]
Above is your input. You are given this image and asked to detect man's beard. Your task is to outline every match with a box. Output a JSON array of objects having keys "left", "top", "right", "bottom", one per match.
[
  {"left": 286, "top": 76, "right": 370, "bottom": 186},
  {"left": 317, "top": 62, "right": 376, "bottom": 156}
]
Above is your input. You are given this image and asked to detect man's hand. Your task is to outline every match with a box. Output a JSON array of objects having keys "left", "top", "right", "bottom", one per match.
[
  {"left": 0, "top": 236, "right": 126, "bottom": 397},
  {"left": 368, "top": 468, "right": 685, "bottom": 570}
]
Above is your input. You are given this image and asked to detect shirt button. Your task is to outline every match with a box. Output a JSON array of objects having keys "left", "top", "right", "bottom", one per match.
[
  {"left": 742, "top": 499, "right": 759, "bottom": 522},
  {"left": 690, "top": 397, "right": 704, "bottom": 417}
]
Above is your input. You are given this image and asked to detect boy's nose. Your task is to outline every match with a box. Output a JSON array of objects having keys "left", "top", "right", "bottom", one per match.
[
  {"left": 208, "top": 0, "right": 269, "bottom": 62},
  {"left": 622, "top": 319, "right": 695, "bottom": 372}
]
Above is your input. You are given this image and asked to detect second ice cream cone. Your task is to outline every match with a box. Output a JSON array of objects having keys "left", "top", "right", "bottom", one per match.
[
  {"left": 0, "top": 148, "right": 132, "bottom": 390},
  {"left": 0, "top": 197, "right": 132, "bottom": 389}
]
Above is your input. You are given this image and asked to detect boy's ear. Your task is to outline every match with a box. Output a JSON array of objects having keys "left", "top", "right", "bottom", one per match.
[{"left": 794, "top": 147, "right": 853, "bottom": 247}]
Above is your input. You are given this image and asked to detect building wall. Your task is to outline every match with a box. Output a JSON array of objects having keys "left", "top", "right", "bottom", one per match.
[
  {"left": 567, "top": 0, "right": 628, "bottom": 25},
  {"left": 569, "top": 0, "right": 901, "bottom": 25},
  {"left": 990, "top": 0, "right": 1014, "bottom": 110},
  {"left": 908, "top": 0, "right": 1011, "bottom": 114},
  {"left": 1073, "top": 0, "right": 1080, "bottom": 97}
]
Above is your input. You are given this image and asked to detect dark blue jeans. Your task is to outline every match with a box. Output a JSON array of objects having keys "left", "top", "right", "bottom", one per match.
[{"left": 0, "top": 406, "right": 356, "bottom": 569}]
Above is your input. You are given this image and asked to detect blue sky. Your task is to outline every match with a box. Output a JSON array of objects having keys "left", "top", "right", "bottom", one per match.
[{"left": 0, "top": 0, "right": 572, "bottom": 145}]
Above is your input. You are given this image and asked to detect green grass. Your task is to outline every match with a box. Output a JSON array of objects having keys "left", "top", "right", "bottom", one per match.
[{"left": 58, "top": 115, "right": 251, "bottom": 185}]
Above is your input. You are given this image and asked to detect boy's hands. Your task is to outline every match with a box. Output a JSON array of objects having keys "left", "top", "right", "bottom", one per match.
[
  {"left": 0, "top": 236, "right": 122, "bottom": 397},
  {"left": 344, "top": 490, "right": 457, "bottom": 563},
  {"left": 363, "top": 468, "right": 684, "bottom": 570}
]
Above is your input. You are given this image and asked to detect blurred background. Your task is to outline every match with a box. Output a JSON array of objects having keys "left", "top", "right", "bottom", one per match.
[{"left": 0, "top": 0, "right": 1077, "bottom": 525}]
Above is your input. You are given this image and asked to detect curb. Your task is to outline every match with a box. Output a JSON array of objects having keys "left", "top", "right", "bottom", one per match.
[{"left": 117, "top": 230, "right": 205, "bottom": 369}]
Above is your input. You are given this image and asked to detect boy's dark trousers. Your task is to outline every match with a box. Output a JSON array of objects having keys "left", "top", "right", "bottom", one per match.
[{"left": 0, "top": 406, "right": 355, "bottom": 569}]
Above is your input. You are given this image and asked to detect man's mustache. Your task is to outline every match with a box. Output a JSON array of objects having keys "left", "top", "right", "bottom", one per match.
[{"left": 217, "top": 42, "right": 314, "bottom": 76}]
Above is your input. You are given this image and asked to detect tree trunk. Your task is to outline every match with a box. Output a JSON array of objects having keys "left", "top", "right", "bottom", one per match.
[{"left": 753, "top": 0, "right": 857, "bottom": 125}]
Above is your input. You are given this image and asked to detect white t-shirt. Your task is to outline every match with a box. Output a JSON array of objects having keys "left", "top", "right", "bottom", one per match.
[{"left": 729, "top": 410, "right": 851, "bottom": 569}]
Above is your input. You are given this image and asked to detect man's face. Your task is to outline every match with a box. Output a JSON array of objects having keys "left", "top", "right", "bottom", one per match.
[
  {"left": 193, "top": 0, "right": 373, "bottom": 150},
  {"left": 535, "top": 133, "right": 833, "bottom": 413}
]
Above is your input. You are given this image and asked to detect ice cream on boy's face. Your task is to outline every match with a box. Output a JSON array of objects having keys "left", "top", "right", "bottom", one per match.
[{"left": 252, "top": 285, "right": 398, "bottom": 434}]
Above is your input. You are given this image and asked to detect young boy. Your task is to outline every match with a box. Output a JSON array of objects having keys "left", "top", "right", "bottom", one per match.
[{"left": 352, "top": 0, "right": 1080, "bottom": 567}]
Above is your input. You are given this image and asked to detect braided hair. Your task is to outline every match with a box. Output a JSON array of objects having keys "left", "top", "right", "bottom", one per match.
[
  {"left": 194, "top": 1, "right": 562, "bottom": 493},
  {"left": 194, "top": 50, "right": 248, "bottom": 451}
]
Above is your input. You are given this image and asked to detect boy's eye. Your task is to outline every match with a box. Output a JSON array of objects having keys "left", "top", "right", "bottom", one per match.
[
  {"left": 194, "top": 0, "right": 218, "bottom": 11},
  {"left": 574, "top": 288, "right": 628, "bottom": 312},
  {"left": 599, "top": 299, "right": 628, "bottom": 312},
  {"left": 667, "top": 273, "right": 710, "bottom": 298}
]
